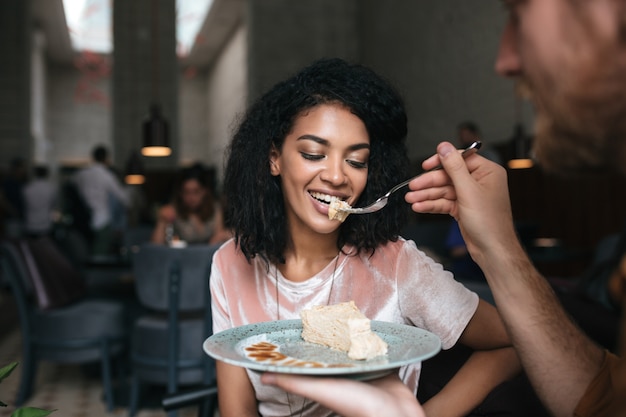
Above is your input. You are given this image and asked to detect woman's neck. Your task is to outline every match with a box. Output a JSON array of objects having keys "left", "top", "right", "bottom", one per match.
[{"left": 279, "top": 230, "right": 340, "bottom": 283}]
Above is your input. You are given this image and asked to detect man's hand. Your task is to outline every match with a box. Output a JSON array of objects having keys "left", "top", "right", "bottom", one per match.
[{"left": 405, "top": 141, "right": 520, "bottom": 265}]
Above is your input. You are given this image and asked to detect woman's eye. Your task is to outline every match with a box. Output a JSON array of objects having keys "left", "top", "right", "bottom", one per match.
[
  {"left": 301, "top": 152, "right": 324, "bottom": 161},
  {"left": 347, "top": 160, "right": 368, "bottom": 169}
]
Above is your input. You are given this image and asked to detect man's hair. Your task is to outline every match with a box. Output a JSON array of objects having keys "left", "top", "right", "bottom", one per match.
[
  {"left": 92, "top": 145, "right": 108, "bottom": 163},
  {"left": 33, "top": 165, "right": 49, "bottom": 178},
  {"left": 223, "top": 58, "right": 410, "bottom": 265}
]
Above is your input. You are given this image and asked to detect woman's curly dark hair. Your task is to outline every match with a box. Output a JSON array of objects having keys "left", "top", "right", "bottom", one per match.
[{"left": 223, "top": 58, "right": 409, "bottom": 264}]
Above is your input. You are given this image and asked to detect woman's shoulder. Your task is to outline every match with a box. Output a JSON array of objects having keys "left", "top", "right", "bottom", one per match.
[
  {"left": 213, "top": 238, "right": 258, "bottom": 269},
  {"left": 363, "top": 238, "right": 444, "bottom": 271},
  {"left": 371, "top": 237, "right": 420, "bottom": 257},
  {"left": 346, "top": 238, "right": 425, "bottom": 265},
  {"left": 214, "top": 238, "right": 239, "bottom": 258},
  {"left": 211, "top": 239, "right": 266, "bottom": 289}
]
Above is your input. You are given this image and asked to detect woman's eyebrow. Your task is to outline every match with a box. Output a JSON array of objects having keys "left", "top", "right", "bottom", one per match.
[
  {"left": 348, "top": 143, "right": 370, "bottom": 151},
  {"left": 297, "top": 134, "right": 370, "bottom": 151},
  {"left": 297, "top": 134, "right": 329, "bottom": 145}
]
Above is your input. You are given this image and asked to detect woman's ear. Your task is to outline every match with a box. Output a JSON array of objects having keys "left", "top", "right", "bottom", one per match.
[{"left": 269, "top": 147, "right": 280, "bottom": 176}]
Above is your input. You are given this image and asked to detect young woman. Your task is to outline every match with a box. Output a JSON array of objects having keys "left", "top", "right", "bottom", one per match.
[
  {"left": 151, "top": 164, "right": 231, "bottom": 245},
  {"left": 210, "top": 58, "right": 520, "bottom": 417}
]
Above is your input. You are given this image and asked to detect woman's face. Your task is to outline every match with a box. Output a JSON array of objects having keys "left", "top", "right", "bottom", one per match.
[
  {"left": 270, "top": 104, "right": 370, "bottom": 236},
  {"left": 180, "top": 178, "right": 206, "bottom": 211}
]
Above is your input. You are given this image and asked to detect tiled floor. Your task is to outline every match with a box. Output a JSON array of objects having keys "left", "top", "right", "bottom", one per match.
[{"left": 0, "top": 328, "right": 202, "bottom": 417}]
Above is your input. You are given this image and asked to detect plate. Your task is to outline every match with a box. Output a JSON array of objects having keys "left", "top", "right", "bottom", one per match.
[{"left": 203, "top": 319, "right": 441, "bottom": 380}]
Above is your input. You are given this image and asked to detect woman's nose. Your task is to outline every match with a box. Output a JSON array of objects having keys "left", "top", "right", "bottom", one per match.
[
  {"left": 320, "top": 158, "right": 347, "bottom": 185},
  {"left": 495, "top": 20, "right": 522, "bottom": 78}
]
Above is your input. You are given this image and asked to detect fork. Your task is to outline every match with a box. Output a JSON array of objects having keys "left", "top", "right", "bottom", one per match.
[{"left": 338, "top": 141, "right": 482, "bottom": 215}]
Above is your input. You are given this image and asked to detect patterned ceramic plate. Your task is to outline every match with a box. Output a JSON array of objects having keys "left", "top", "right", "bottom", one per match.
[{"left": 203, "top": 319, "right": 441, "bottom": 380}]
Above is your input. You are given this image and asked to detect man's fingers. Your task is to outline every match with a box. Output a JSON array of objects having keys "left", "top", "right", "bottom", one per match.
[
  {"left": 410, "top": 200, "right": 456, "bottom": 216},
  {"left": 406, "top": 185, "right": 457, "bottom": 203},
  {"left": 406, "top": 180, "right": 458, "bottom": 216}
]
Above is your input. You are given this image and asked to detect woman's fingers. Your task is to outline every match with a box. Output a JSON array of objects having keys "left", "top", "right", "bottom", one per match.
[{"left": 260, "top": 372, "right": 425, "bottom": 417}]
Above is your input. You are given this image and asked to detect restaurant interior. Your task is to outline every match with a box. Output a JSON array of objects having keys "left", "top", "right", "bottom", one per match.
[{"left": 2, "top": 0, "right": 626, "bottom": 416}]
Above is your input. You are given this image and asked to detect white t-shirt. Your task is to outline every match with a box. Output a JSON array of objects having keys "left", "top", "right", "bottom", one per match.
[
  {"left": 22, "top": 179, "right": 57, "bottom": 234},
  {"left": 73, "top": 163, "right": 129, "bottom": 229},
  {"left": 210, "top": 237, "right": 479, "bottom": 417}
]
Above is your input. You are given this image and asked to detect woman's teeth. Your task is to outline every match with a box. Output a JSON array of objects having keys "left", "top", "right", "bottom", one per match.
[{"left": 310, "top": 191, "right": 343, "bottom": 205}]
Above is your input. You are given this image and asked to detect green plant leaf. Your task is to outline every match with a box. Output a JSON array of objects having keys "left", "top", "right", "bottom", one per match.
[
  {"left": 1, "top": 363, "right": 55, "bottom": 417},
  {"left": 11, "top": 407, "right": 56, "bottom": 417},
  {"left": 0, "top": 362, "right": 19, "bottom": 382}
]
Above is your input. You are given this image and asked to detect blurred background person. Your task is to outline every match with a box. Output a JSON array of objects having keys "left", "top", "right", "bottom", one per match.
[
  {"left": 1, "top": 156, "right": 28, "bottom": 237},
  {"left": 73, "top": 145, "right": 130, "bottom": 256},
  {"left": 445, "top": 219, "right": 486, "bottom": 282},
  {"left": 1, "top": 156, "right": 28, "bottom": 218},
  {"left": 22, "top": 165, "right": 58, "bottom": 237},
  {"left": 151, "top": 163, "right": 231, "bottom": 246},
  {"left": 457, "top": 121, "right": 501, "bottom": 165}
]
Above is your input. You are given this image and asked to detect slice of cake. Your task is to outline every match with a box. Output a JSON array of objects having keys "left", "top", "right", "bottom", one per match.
[
  {"left": 300, "top": 301, "right": 388, "bottom": 360},
  {"left": 328, "top": 199, "right": 351, "bottom": 222}
]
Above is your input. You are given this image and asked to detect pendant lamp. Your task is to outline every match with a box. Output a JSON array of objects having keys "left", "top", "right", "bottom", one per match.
[
  {"left": 507, "top": 123, "right": 534, "bottom": 169},
  {"left": 125, "top": 150, "right": 146, "bottom": 184},
  {"left": 141, "top": 0, "right": 171, "bottom": 157},
  {"left": 507, "top": 87, "right": 534, "bottom": 169},
  {"left": 141, "top": 104, "right": 171, "bottom": 157}
]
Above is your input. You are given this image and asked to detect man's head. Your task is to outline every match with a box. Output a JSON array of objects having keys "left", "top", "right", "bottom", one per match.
[
  {"left": 92, "top": 145, "right": 108, "bottom": 164},
  {"left": 496, "top": 0, "right": 626, "bottom": 175},
  {"left": 457, "top": 121, "right": 481, "bottom": 147},
  {"left": 34, "top": 165, "right": 49, "bottom": 179}
]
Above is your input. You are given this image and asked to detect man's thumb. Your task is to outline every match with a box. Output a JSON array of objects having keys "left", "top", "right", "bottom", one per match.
[
  {"left": 437, "top": 142, "right": 470, "bottom": 180},
  {"left": 437, "top": 141, "right": 455, "bottom": 158}
]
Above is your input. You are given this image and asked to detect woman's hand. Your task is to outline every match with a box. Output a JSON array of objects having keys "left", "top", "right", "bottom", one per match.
[
  {"left": 158, "top": 205, "right": 177, "bottom": 223},
  {"left": 151, "top": 204, "right": 178, "bottom": 244},
  {"left": 261, "top": 372, "right": 425, "bottom": 417}
]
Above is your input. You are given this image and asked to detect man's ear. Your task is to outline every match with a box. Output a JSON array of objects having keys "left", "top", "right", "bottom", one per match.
[{"left": 269, "top": 147, "right": 280, "bottom": 176}]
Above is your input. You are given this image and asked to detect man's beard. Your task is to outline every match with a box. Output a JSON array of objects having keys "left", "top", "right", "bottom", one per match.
[
  {"left": 521, "top": 48, "right": 626, "bottom": 177},
  {"left": 532, "top": 104, "right": 614, "bottom": 176}
]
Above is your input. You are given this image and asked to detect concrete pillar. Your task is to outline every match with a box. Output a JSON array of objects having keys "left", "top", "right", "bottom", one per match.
[{"left": 0, "top": 0, "right": 32, "bottom": 167}]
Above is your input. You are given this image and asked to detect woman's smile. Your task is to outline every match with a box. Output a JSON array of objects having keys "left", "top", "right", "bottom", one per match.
[{"left": 308, "top": 190, "right": 349, "bottom": 216}]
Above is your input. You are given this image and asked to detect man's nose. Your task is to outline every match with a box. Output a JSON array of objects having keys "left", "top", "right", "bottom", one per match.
[{"left": 495, "top": 20, "right": 522, "bottom": 78}]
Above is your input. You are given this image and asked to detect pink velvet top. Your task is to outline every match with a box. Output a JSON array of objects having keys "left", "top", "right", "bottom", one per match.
[{"left": 210, "top": 237, "right": 479, "bottom": 417}]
